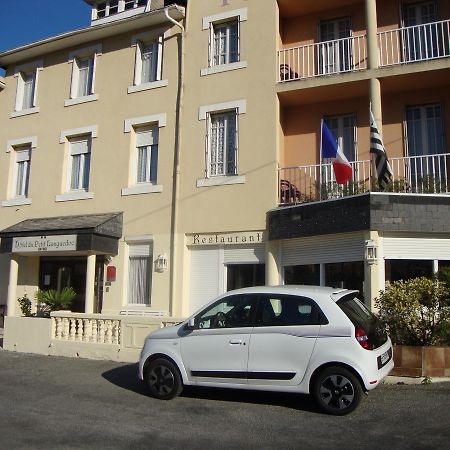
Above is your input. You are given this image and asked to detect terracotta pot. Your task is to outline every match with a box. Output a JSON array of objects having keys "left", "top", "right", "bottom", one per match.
[{"left": 392, "top": 345, "right": 450, "bottom": 377}]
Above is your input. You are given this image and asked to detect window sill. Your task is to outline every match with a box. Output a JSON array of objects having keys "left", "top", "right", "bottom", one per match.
[
  {"left": 1, "top": 197, "right": 32, "bottom": 207},
  {"left": 55, "top": 191, "right": 94, "bottom": 202},
  {"left": 64, "top": 94, "right": 99, "bottom": 107},
  {"left": 10, "top": 107, "right": 40, "bottom": 118},
  {"left": 196, "top": 175, "right": 245, "bottom": 188},
  {"left": 121, "top": 184, "right": 162, "bottom": 196},
  {"left": 127, "top": 80, "right": 168, "bottom": 94},
  {"left": 200, "top": 61, "right": 247, "bottom": 77}
]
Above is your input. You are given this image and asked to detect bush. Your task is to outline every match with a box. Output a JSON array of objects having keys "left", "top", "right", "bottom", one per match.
[
  {"left": 35, "top": 287, "right": 76, "bottom": 317},
  {"left": 375, "top": 277, "right": 450, "bottom": 346},
  {"left": 18, "top": 294, "right": 33, "bottom": 317}
]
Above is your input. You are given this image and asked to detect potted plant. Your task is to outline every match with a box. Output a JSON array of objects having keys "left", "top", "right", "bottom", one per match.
[
  {"left": 375, "top": 277, "right": 450, "bottom": 377},
  {"left": 35, "top": 287, "right": 77, "bottom": 317}
]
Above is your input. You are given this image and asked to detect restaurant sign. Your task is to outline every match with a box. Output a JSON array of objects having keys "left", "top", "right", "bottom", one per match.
[
  {"left": 188, "top": 231, "right": 265, "bottom": 246},
  {"left": 12, "top": 235, "right": 77, "bottom": 253}
]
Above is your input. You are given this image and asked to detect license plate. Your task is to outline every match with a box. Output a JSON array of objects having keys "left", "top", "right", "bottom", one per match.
[{"left": 377, "top": 347, "right": 392, "bottom": 369}]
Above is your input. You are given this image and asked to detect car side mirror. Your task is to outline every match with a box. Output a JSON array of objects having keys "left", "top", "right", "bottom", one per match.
[{"left": 187, "top": 317, "right": 196, "bottom": 329}]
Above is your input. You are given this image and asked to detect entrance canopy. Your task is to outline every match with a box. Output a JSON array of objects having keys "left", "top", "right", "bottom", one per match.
[{"left": 0, "top": 212, "right": 123, "bottom": 255}]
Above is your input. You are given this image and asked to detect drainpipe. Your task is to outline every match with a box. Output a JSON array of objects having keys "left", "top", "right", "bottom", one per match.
[{"left": 165, "top": 7, "right": 185, "bottom": 317}]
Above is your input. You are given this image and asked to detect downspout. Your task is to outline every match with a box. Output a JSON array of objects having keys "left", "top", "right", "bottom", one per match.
[{"left": 165, "top": 7, "right": 185, "bottom": 316}]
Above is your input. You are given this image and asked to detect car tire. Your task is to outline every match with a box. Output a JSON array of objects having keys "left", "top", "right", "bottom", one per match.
[
  {"left": 144, "top": 358, "right": 183, "bottom": 400},
  {"left": 313, "top": 366, "right": 363, "bottom": 415}
]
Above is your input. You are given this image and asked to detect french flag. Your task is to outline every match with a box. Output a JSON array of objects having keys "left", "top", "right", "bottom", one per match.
[{"left": 321, "top": 121, "right": 353, "bottom": 184}]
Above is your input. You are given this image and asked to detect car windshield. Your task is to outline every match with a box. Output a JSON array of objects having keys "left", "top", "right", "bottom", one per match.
[{"left": 337, "top": 294, "right": 387, "bottom": 349}]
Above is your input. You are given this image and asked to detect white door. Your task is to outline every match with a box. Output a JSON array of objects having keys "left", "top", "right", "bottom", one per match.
[
  {"left": 247, "top": 294, "right": 322, "bottom": 386},
  {"left": 180, "top": 294, "right": 257, "bottom": 383}
]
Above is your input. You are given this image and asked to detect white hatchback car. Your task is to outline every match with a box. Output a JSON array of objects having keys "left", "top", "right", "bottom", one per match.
[{"left": 138, "top": 286, "right": 393, "bottom": 415}]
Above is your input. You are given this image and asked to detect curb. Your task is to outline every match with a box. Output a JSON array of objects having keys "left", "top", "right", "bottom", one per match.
[{"left": 384, "top": 375, "right": 450, "bottom": 385}]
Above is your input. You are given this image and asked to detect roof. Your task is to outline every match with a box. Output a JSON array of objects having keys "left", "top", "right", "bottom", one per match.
[
  {"left": 0, "top": 4, "right": 185, "bottom": 67},
  {"left": 0, "top": 212, "right": 123, "bottom": 238}
]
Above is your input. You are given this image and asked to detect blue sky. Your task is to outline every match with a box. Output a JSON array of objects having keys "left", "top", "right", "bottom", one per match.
[{"left": 0, "top": 0, "right": 91, "bottom": 53}]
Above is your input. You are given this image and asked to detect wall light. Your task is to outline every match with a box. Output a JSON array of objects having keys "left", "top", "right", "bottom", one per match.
[
  {"left": 155, "top": 254, "right": 168, "bottom": 272},
  {"left": 365, "top": 239, "right": 377, "bottom": 265}
]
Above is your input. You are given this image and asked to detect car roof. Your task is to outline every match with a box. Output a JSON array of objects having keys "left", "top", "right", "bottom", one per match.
[{"left": 223, "top": 285, "right": 357, "bottom": 302}]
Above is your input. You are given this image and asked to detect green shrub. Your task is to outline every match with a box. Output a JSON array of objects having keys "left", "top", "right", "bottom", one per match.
[
  {"left": 375, "top": 277, "right": 450, "bottom": 346},
  {"left": 36, "top": 287, "right": 76, "bottom": 317},
  {"left": 17, "top": 294, "right": 32, "bottom": 317}
]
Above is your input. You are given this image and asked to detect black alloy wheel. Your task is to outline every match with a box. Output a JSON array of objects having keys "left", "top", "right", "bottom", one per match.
[
  {"left": 145, "top": 358, "right": 183, "bottom": 400},
  {"left": 313, "top": 366, "right": 363, "bottom": 415}
]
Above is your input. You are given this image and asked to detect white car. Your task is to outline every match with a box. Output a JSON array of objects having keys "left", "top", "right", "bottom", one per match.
[{"left": 138, "top": 286, "right": 393, "bottom": 415}]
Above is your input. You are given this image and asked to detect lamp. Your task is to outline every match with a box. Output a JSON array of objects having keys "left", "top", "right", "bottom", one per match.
[
  {"left": 155, "top": 254, "right": 168, "bottom": 272},
  {"left": 365, "top": 240, "right": 377, "bottom": 265}
]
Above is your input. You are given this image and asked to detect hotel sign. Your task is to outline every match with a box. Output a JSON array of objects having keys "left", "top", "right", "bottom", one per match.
[
  {"left": 188, "top": 231, "right": 265, "bottom": 246},
  {"left": 12, "top": 235, "right": 77, "bottom": 253}
]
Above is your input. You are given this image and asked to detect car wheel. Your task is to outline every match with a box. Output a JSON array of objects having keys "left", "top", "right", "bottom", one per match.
[
  {"left": 145, "top": 358, "right": 183, "bottom": 400},
  {"left": 313, "top": 366, "right": 363, "bottom": 415}
]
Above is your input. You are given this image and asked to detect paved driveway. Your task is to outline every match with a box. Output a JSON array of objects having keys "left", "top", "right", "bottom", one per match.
[{"left": 0, "top": 351, "right": 449, "bottom": 449}]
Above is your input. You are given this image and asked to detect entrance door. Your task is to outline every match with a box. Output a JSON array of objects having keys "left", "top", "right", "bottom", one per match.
[{"left": 40, "top": 257, "right": 87, "bottom": 313}]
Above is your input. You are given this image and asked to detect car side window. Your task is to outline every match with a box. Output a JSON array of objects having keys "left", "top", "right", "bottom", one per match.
[
  {"left": 195, "top": 295, "right": 257, "bottom": 329},
  {"left": 256, "top": 295, "right": 327, "bottom": 327}
]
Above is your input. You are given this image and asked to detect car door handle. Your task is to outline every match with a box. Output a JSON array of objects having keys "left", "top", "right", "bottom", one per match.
[{"left": 229, "top": 339, "right": 245, "bottom": 345}]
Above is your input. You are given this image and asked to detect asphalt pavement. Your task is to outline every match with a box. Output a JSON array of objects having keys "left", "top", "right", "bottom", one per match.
[{"left": 0, "top": 350, "right": 449, "bottom": 450}]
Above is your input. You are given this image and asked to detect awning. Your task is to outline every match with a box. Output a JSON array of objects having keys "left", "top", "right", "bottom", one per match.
[{"left": 0, "top": 212, "right": 123, "bottom": 255}]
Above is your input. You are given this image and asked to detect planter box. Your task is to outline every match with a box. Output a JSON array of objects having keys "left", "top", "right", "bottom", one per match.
[{"left": 392, "top": 345, "right": 450, "bottom": 377}]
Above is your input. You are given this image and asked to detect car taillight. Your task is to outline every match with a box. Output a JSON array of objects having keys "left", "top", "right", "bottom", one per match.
[{"left": 355, "top": 327, "right": 372, "bottom": 350}]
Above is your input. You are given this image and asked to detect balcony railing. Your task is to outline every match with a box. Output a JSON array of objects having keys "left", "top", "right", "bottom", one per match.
[
  {"left": 278, "top": 35, "right": 367, "bottom": 82},
  {"left": 279, "top": 153, "right": 450, "bottom": 205},
  {"left": 378, "top": 19, "right": 450, "bottom": 67}
]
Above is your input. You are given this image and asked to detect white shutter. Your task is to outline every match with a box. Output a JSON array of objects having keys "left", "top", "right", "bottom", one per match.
[
  {"left": 383, "top": 236, "right": 450, "bottom": 260},
  {"left": 70, "top": 136, "right": 91, "bottom": 155},
  {"left": 136, "top": 126, "right": 157, "bottom": 147},
  {"left": 129, "top": 242, "right": 152, "bottom": 257},
  {"left": 281, "top": 232, "right": 365, "bottom": 266},
  {"left": 224, "top": 245, "right": 265, "bottom": 264},
  {"left": 189, "top": 248, "right": 222, "bottom": 314}
]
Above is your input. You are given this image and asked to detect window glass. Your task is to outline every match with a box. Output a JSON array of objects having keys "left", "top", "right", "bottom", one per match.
[
  {"left": 141, "top": 42, "right": 158, "bottom": 83},
  {"left": 226, "top": 264, "right": 265, "bottom": 291},
  {"left": 209, "top": 111, "right": 237, "bottom": 177},
  {"left": 212, "top": 20, "right": 239, "bottom": 66},
  {"left": 14, "top": 145, "right": 31, "bottom": 197},
  {"left": 21, "top": 72, "right": 35, "bottom": 110},
  {"left": 385, "top": 259, "right": 433, "bottom": 283},
  {"left": 135, "top": 126, "right": 158, "bottom": 184},
  {"left": 284, "top": 264, "right": 320, "bottom": 285},
  {"left": 69, "top": 136, "right": 91, "bottom": 191},
  {"left": 257, "top": 295, "right": 326, "bottom": 327},
  {"left": 128, "top": 243, "right": 152, "bottom": 305},
  {"left": 325, "top": 261, "right": 364, "bottom": 295},
  {"left": 77, "top": 57, "right": 94, "bottom": 97},
  {"left": 196, "top": 295, "right": 256, "bottom": 329}
]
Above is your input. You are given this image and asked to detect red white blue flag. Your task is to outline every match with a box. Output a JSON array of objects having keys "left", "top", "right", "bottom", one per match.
[{"left": 321, "top": 121, "right": 353, "bottom": 184}]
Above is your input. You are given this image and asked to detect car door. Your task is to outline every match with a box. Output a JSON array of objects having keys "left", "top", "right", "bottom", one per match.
[
  {"left": 247, "top": 294, "right": 325, "bottom": 386},
  {"left": 180, "top": 294, "right": 257, "bottom": 384}
]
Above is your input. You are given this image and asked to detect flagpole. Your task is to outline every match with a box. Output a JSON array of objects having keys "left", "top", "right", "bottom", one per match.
[{"left": 319, "top": 119, "right": 323, "bottom": 200}]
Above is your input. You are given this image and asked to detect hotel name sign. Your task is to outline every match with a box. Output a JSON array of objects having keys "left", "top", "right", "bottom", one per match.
[
  {"left": 188, "top": 231, "right": 265, "bottom": 246},
  {"left": 12, "top": 235, "right": 77, "bottom": 253}
]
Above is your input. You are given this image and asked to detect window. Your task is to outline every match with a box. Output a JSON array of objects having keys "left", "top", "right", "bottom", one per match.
[
  {"left": 201, "top": 8, "right": 247, "bottom": 76},
  {"left": 256, "top": 295, "right": 327, "bottom": 327},
  {"left": 195, "top": 295, "right": 256, "bottom": 329},
  {"left": 324, "top": 114, "right": 356, "bottom": 162},
  {"left": 12, "top": 60, "right": 42, "bottom": 116},
  {"left": 14, "top": 145, "right": 31, "bottom": 198},
  {"left": 68, "top": 136, "right": 91, "bottom": 191},
  {"left": 137, "top": 39, "right": 162, "bottom": 84},
  {"left": 284, "top": 264, "right": 320, "bottom": 286},
  {"left": 67, "top": 45, "right": 101, "bottom": 105},
  {"left": 318, "top": 17, "right": 352, "bottom": 74},
  {"left": 210, "top": 20, "right": 239, "bottom": 66},
  {"left": 226, "top": 264, "right": 265, "bottom": 291},
  {"left": 128, "top": 242, "right": 153, "bottom": 305},
  {"left": 135, "top": 126, "right": 158, "bottom": 184},
  {"left": 208, "top": 111, "right": 237, "bottom": 177}
]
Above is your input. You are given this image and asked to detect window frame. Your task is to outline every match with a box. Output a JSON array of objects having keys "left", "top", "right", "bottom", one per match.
[
  {"left": 122, "top": 114, "right": 166, "bottom": 196},
  {"left": 2, "top": 136, "right": 37, "bottom": 207},
  {"left": 126, "top": 239, "right": 153, "bottom": 307},
  {"left": 209, "top": 19, "right": 240, "bottom": 67},
  {"left": 201, "top": 8, "right": 248, "bottom": 76},
  {"left": 66, "top": 45, "right": 102, "bottom": 106},
  {"left": 11, "top": 60, "right": 43, "bottom": 117}
]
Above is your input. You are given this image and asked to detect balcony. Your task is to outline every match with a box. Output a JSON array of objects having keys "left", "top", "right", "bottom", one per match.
[
  {"left": 278, "top": 35, "right": 367, "bottom": 82},
  {"left": 278, "top": 153, "right": 450, "bottom": 206},
  {"left": 378, "top": 19, "right": 450, "bottom": 67},
  {"left": 278, "top": 19, "right": 450, "bottom": 83}
]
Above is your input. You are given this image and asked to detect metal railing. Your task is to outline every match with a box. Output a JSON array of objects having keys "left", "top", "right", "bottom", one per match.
[
  {"left": 277, "top": 34, "right": 367, "bottom": 82},
  {"left": 278, "top": 153, "right": 450, "bottom": 205},
  {"left": 378, "top": 19, "right": 450, "bottom": 67}
]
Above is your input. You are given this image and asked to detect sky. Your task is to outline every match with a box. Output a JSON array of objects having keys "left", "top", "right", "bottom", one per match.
[{"left": 0, "top": 0, "right": 92, "bottom": 53}]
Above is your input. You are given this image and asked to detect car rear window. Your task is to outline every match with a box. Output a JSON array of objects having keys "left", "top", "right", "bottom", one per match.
[{"left": 337, "top": 294, "right": 388, "bottom": 349}]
